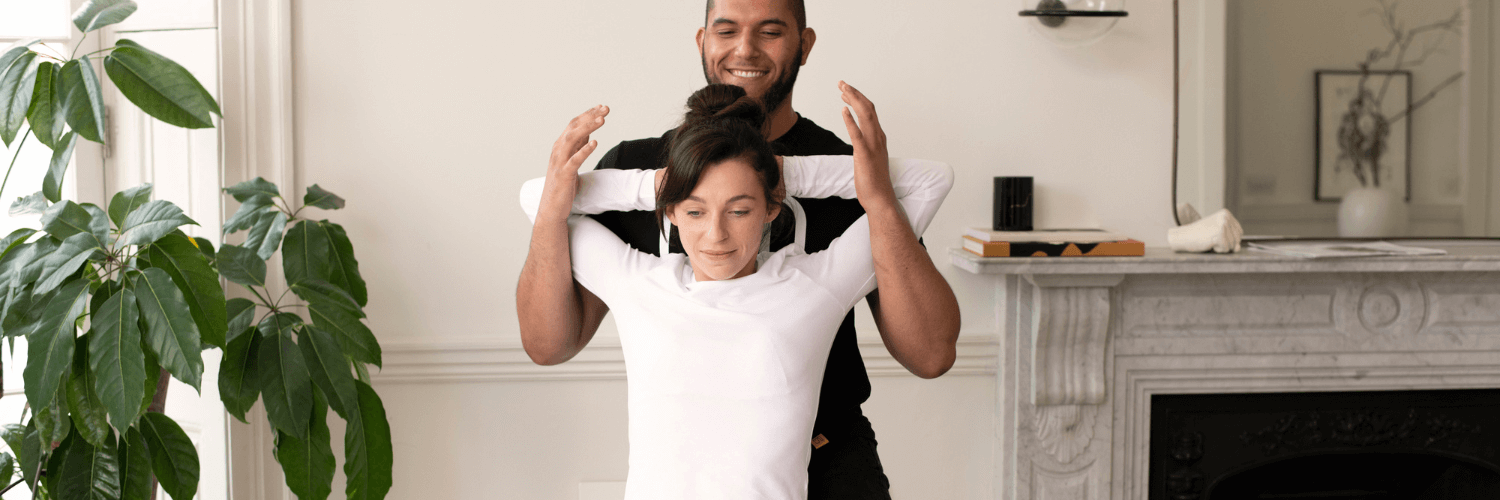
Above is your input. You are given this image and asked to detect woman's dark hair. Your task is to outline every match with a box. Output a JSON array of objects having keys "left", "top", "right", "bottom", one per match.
[{"left": 656, "top": 84, "right": 785, "bottom": 239}]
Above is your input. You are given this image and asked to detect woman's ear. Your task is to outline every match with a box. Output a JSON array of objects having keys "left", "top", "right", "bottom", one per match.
[
  {"left": 666, "top": 207, "right": 679, "bottom": 226},
  {"left": 765, "top": 203, "right": 782, "bottom": 223}
]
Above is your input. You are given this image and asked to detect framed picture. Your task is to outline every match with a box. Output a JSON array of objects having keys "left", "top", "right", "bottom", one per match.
[{"left": 1314, "top": 70, "right": 1412, "bottom": 202}]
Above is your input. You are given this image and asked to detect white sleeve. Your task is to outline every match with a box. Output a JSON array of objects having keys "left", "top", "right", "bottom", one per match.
[
  {"left": 782, "top": 155, "right": 954, "bottom": 236},
  {"left": 518, "top": 169, "right": 658, "bottom": 223},
  {"left": 565, "top": 215, "right": 656, "bottom": 303},
  {"left": 787, "top": 156, "right": 955, "bottom": 309},
  {"left": 517, "top": 174, "right": 659, "bottom": 303}
]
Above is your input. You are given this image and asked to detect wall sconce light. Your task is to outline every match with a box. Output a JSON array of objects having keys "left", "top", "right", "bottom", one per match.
[{"left": 1019, "top": 0, "right": 1128, "bottom": 46}]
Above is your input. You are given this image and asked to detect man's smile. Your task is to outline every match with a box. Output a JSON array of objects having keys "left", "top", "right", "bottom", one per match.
[{"left": 728, "top": 69, "right": 768, "bottom": 78}]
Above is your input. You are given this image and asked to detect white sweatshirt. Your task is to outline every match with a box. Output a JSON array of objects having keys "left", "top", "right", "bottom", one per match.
[{"left": 520, "top": 156, "right": 953, "bottom": 500}]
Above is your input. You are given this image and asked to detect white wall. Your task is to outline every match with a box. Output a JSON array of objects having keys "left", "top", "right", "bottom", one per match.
[{"left": 288, "top": 0, "right": 1173, "bottom": 498}]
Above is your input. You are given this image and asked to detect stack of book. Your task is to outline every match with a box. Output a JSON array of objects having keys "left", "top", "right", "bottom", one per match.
[{"left": 961, "top": 229, "right": 1145, "bottom": 257}]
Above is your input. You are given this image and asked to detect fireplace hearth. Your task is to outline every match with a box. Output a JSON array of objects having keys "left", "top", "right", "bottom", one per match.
[{"left": 1150, "top": 390, "right": 1500, "bottom": 500}]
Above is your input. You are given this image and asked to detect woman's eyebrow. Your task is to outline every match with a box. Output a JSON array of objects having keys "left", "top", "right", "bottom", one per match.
[{"left": 685, "top": 194, "right": 759, "bottom": 203}]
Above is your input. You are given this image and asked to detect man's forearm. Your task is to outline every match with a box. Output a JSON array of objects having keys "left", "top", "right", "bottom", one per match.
[
  {"left": 864, "top": 202, "right": 961, "bottom": 379},
  {"left": 517, "top": 215, "right": 590, "bottom": 365}
]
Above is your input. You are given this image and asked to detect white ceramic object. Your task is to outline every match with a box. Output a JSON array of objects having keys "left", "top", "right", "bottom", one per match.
[
  {"left": 1167, "top": 208, "right": 1243, "bottom": 253},
  {"left": 1337, "top": 186, "right": 1409, "bottom": 237}
]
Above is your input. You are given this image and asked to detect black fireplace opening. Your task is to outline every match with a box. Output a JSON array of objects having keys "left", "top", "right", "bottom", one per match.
[{"left": 1149, "top": 389, "right": 1500, "bottom": 500}]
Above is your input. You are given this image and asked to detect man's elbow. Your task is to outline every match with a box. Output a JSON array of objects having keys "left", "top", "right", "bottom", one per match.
[
  {"left": 908, "top": 348, "right": 957, "bottom": 379},
  {"left": 520, "top": 332, "right": 577, "bottom": 366}
]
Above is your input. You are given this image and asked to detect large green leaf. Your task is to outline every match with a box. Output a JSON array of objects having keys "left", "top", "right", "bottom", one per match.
[
  {"left": 9, "top": 191, "right": 48, "bottom": 216},
  {"left": 104, "top": 39, "right": 219, "bottom": 129},
  {"left": 216, "top": 244, "right": 266, "bottom": 288},
  {"left": 7, "top": 237, "right": 58, "bottom": 290},
  {"left": 0, "top": 452, "right": 12, "bottom": 492},
  {"left": 276, "top": 390, "right": 335, "bottom": 500},
  {"left": 225, "top": 297, "right": 255, "bottom": 344},
  {"left": 218, "top": 320, "right": 261, "bottom": 423},
  {"left": 142, "top": 231, "right": 226, "bottom": 348},
  {"left": 222, "top": 195, "right": 273, "bottom": 235},
  {"left": 118, "top": 427, "right": 153, "bottom": 500},
  {"left": 74, "top": 0, "right": 138, "bottom": 32},
  {"left": 192, "top": 236, "right": 214, "bottom": 261},
  {"left": 41, "top": 199, "right": 93, "bottom": 240},
  {"left": 138, "top": 412, "right": 199, "bottom": 500},
  {"left": 108, "top": 183, "right": 152, "bottom": 230},
  {"left": 43, "top": 131, "right": 79, "bottom": 203},
  {"left": 0, "top": 40, "right": 40, "bottom": 146},
  {"left": 90, "top": 288, "right": 144, "bottom": 430},
  {"left": 133, "top": 268, "right": 203, "bottom": 391},
  {"left": 17, "top": 420, "right": 41, "bottom": 489},
  {"left": 23, "top": 278, "right": 87, "bottom": 410},
  {"left": 59, "top": 56, "right": 106, "bottom": 144},
  {"left": 245, "top": 209, "right": 287, "bottom": 260},
  {"left": 299, "top": 325, "right": 358, "bottom": 419},
  {"left": 81, "top": 203, "right": 110, "bottom": 245},
  {"left": 258, "top": 314, "right": 312, "bottom": 439},
  {"left": 224, "top": 177, "right": 279, "bottom": 202},
  {"left": 67, "top": 335, "right": 111, "bottom": 448},
  {"left": 52, "top": 427, "right": 121, "bottom": 500},
  {"left": 320, "top": 222, "right": 368, "bottom": 307},
  {"left": 0, "top": 50, "right": 37, "bottom": 147},
  {"left": 27, "top": 60, "right": 63, "bottom": 148},
  {"left": 117, "top": 200, "right": 197, "bottom": 247},
  {"left": 35, "top": 384, "right": 72, "bottom": 447},
  {"left": 137, "top": 352, "right": 160, "bottom": 421},
  {"left": 303, "top": 184, "right": 345, "bottom": 210},
  {"left": 2, "top": 286, "right": 48, "bottom": 340},
  {"left": 35, "top": 232, "right": 102, "bottom": 295},
  {"left": 308, "top": 300, "right": 381, "bottom": 367},
  {"left": 283, "top": 220, "right": 331, "bottom": 286},
  {"left": 345, "top": 380, "right": 393, "bottom": 500},
  {"left": 293, "top": 280, "right": 363, "bottom": 319},
  {"left": 0, "top": 228, "right": 35, "bottom": 262}
]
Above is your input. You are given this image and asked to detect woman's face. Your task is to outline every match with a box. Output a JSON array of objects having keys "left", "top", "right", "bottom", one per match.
[{"left": 667, "top": 157, "right": 781, "bottom": 281}]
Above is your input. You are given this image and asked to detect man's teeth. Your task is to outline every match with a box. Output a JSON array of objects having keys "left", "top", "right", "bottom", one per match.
[{"left": 730, "top": 70, "right": 766, "bottom": 78}]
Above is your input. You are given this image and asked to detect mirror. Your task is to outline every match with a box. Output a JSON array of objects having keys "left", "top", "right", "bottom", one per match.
[{"left": 1175, "top": 0, "right": 1498, "bottom": 238}]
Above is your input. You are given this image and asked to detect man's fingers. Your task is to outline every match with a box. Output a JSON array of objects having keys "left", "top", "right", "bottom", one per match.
[
  {"left": 566, "top": 139, "right": 600, "bottom": 170},
  {"left": 554, "top": 105, "right": 610, "bottom": 163},
  {"left": 841, "top": 107, "right": 865, "bottom": 150},
  {"left": 838, "top": 81, "right": 880, "bottom": 135}
]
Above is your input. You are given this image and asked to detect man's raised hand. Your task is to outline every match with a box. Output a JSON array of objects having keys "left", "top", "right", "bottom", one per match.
[
  {"left": 539, "top": 105, "right": 609, "bottom": 222},
  {"left": 838, "top": 81, "right": 896, "bottom": 206}
]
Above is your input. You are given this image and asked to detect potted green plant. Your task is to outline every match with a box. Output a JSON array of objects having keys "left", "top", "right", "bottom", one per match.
[{"left": 0, "top": 1, "right": 394, "bottom": 498}]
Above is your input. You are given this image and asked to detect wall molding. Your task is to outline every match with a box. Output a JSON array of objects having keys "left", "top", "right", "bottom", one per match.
[{"left": 371, "top": 333, "right": 1001, "bottom": 384}]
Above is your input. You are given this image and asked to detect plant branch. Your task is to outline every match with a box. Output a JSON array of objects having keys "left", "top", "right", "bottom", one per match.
[
  {"left": 1, "top": 127, "right": 31, "bottom": 200},
  {"left": 70, "top": 32, "right": 88, "bottom": 59},
  {"left": 76, "top": 46, "right": 118, "bottom": 59},
  {"left": 1390, "top": 71, "right": 1466, "bottom": 124}
]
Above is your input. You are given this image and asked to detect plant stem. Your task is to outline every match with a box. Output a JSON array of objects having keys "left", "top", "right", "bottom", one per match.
[
  {"left": 76, "top": 46, "right": 117, "bottom": 59},
  {"left": 70, "top": 32, "right": 88, "bottom": 59},
  {"left": 247, "top": 285, "right": 273, "bottom": 309},
  {"left": 1, "top": 127, "right": 31, "bottom": 201}
]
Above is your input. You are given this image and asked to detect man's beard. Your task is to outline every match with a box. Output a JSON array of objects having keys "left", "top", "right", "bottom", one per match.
[{"left": 701, "top": 42, "right": 801, "bottom": 116}]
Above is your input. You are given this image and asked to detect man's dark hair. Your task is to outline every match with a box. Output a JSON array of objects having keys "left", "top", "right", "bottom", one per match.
[
  {"left": 706, "top": 0, "right": 807, "bottom": 30},
  {"left": 657, "top": 84, "right": 783, "bottom": 238}
]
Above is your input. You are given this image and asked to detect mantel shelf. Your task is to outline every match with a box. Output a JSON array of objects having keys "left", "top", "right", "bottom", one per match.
[{"left": 949, "top": 244, "right": 1500, "bottom": 276}]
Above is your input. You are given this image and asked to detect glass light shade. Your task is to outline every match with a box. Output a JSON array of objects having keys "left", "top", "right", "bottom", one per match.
[{"left": 1019, "top": 0, "right": 1127, "bottom": 47}]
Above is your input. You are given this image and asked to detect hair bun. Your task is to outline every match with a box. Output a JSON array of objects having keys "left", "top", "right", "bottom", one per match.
[{"left": 684, "top": 83, "right": 766, "bottom": 131}]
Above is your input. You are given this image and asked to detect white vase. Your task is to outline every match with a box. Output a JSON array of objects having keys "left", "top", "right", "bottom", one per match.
[{"left": 1337, "top": 186, "right": 1409, "bottom": 237}]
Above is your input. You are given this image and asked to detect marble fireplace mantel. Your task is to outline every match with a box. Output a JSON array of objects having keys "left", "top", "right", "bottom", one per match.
[{"left": 950, "top": 245, "right": 1500, "bottom": 500}]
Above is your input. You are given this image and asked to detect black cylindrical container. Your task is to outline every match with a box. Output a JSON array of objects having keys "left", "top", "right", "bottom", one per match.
[{"left": 993, "top": 176, "right": 1033, "bottom": 231}]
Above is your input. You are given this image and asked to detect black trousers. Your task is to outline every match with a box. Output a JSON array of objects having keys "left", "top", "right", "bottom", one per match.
[{"left": 807, "top": 414, "right": 892, "bottom": 499}]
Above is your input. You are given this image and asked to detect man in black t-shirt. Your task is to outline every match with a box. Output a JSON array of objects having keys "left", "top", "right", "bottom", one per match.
[{"left": 516, "top": 0, "right": 962, "bottom": 497}]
